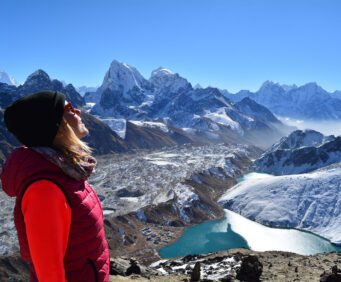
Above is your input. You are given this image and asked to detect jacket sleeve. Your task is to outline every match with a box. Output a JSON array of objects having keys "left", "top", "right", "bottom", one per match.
[{"left": 22, "top": 179, "right": 71, "bottom": 282}]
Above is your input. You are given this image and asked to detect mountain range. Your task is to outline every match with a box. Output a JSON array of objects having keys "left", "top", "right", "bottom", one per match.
[
  {"left": 0, "top": 70, "right": 85, "bottom": 108},
  {"left": 3, "top": 60, "right": 341, "bottom": 157},
  {"left": 86, "top": 60, "right": 291, "bottom": 148},
  {"left": 3, "top": 67, "right": 341, "bottom": 121},
  {"left": 223, "top": 81, "right": 341, "bottom": 120},
  {"left": 0, "top": 61, "right": 293, "bottom": 154}
]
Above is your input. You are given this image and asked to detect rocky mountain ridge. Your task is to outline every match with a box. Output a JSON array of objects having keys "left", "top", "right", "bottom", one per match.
[
  {"left": 253, "top": 129, "right": 341, "bottom": 175},
  {"left": 86, "top": 60, "right": 292, "bottom": 148},
  {"left": 0, "top": 69, "right": 85, "bottom": 108},
  {"left": 224, "top": 80, "right": 341, "bottom": 120},
  {"left": 0, "top": 62, "right": 293, "bottom": 152},
  {"left": 0, "top": 68, "right": 194, "bottom": 160}
]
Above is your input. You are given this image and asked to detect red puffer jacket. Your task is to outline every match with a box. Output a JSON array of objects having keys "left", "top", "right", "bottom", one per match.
[{"left": 1, "top": 146, "right": 110, "bottom": 282}]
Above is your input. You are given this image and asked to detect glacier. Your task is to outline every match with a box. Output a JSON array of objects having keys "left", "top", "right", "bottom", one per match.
[{"left": 219, "top": 168, "right": 341, "bottom": 245}]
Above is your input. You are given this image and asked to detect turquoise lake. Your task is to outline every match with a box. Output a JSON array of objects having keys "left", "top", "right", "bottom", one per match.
[
  {"left": 160, "top": 173, "right": 341, "bottom": 258},
  {"left": 160, "top": 209, "right": 341, "bottom": 258}
]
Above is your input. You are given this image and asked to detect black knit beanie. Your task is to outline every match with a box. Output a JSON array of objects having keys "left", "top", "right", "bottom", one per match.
[{"left": 4, "top": 91, "right": 66, "bottom": 147}]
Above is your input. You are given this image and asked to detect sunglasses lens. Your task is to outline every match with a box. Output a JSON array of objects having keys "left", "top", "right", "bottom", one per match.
[{"left": 64, "top": 103, "right": 74, "bottom": 112}]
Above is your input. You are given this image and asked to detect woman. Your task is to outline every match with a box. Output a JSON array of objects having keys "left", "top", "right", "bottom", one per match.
[{"left": 1, "top": 91, "right": 110, "bottom": 281}]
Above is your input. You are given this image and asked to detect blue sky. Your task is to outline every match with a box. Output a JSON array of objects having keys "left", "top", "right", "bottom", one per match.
[{"left": 1, "top": 0, "right": 340, "bottom": 92}]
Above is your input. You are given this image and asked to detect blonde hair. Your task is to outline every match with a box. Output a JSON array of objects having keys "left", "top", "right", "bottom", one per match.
[{"left": 52, "top": 118, "right": 93, "bottom": 165}]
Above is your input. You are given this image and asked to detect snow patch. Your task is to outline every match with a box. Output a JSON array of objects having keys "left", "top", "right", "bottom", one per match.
[
  {"left": 204, "top": 108, "right": 243, "bottom": 134},
  {"left": 130, "top": 120, "right": 169, "bottom": 132},
  {"left": 100, "top": 118, "right": 126, "bottom": 138},
  {"left": 173, "top": 183, "right": 199, "bottom": 223}
]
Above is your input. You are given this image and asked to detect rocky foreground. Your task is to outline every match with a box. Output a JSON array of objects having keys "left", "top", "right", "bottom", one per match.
[{"left": 1, "top": 249, "right": 341, "bottom": 281}]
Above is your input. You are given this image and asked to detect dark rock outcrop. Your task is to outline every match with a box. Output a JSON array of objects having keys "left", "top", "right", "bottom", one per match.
[
  {"left": 110, "top": 257, "right": 157, "bottom": 277},
  {"left": 190, "top": 262, "right": 201, "bottom": 281},
  {"left": 236, "top": 255, "right": 263, "bottom": 282},
  {"left": 320, "top": 265, "right": 341, "bottom": 282},
  {"left": 0, "top": 254, "right": 30, "bottom": 281}
]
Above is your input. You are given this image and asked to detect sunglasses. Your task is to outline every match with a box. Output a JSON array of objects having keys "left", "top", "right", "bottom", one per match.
[{"left": 64, "top": 102, "right": 77, "bottom": 114}]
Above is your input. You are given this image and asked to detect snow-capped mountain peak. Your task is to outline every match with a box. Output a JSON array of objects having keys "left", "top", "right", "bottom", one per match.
[
  {"left": 268, "top": 129, "right": 328, "bottom": 152},
  {"left": 149, "top": 66, "right": 192, "bottom": 94},
  {"left": 150, "top": 67, "right": 174, "bottom": 78},
  {"left": 258, "top": 80, "right": 282, "bottom": 92},
  {"left": 90, "top": 60, "right": 153, "bottom": 116},
  {"left": 0, "top": 71, "right": 18, "bottom": 86},
  {"left": 100, "top": 60, "right": 148, "bottom": 93},
  {"left": 253, "top": 130, "right": 341, "bottom": 175},
  {"left": 261, "top": 80, "right": 276, "bottom": 87}
]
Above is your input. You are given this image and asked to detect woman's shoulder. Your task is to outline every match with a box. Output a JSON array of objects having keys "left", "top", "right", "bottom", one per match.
[
  {"left": 4, "top": 146, "right": 44, "bottom": 166},
  {"left": 23, "top": 180, "right": 67, "bottom": 205}
]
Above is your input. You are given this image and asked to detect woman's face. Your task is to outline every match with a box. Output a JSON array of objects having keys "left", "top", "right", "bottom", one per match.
[{"left": 63, "top": 102, "right": 89, "bottom": 139}]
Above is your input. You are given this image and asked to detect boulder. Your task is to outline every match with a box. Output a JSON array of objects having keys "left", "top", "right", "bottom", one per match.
[
  {"left": 320, "top": 265, "right": 341, "bottom": 282},
  {"left": 190, "top": 262, "right": 201, "bottom": 281},
  {"left": 110, "top": 257, "right": 158, "bottom": 277},
  {"left": 236, "top": 255, "right": 263, "bottom": 282}
]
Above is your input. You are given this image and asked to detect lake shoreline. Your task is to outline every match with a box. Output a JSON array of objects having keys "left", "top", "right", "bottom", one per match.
[{"left": 159, "top": 208, "right": 341, "bottom": 259}]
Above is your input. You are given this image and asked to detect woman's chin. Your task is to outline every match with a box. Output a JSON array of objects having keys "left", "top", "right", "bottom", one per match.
[
  {"left": 77, "top": 128, "right": 89, "bottom": 139},
  {"left": 80, "top": 130, "right": 89, "bottom": 139}
]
